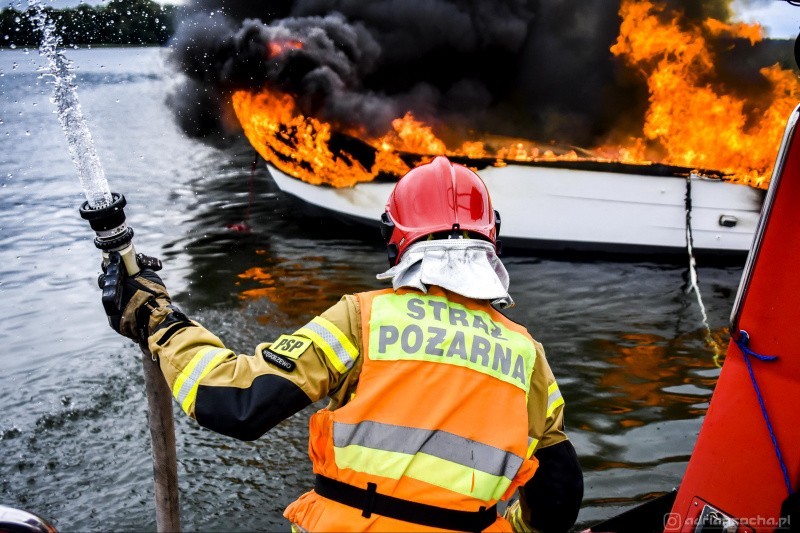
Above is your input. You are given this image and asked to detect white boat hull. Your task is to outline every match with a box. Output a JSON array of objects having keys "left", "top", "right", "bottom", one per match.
[{"left": 268, "top": 163, "right": 763, "bottom": 256}]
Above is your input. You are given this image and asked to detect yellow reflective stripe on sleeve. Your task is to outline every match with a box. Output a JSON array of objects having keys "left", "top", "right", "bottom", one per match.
[
  {"left": 334, "top": 445, "right": 512, "bottom": 502},
  {"left": 172, "top": 346, "right": 232, "bottom": 414},
  {"left": 526, "top": 437, "right": 539, "bottom": 458},
  {"left": 296, "top": 316, "right": 358, "bottom": 374},
  {"left": 546, "top": 381, "right": 565, "bottom": 418},
  {"left": 507, "top": 500, "right": 534, "bottom": 533}
]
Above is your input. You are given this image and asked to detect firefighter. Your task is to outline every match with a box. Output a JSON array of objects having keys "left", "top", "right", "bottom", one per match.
[{"left": 103, "top": 156, "right": 583, "bottom": 532}]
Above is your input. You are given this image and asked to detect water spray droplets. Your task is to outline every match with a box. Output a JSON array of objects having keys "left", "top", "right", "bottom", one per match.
[{"left": 27, "top": 0, "right": 112, "bottom": 209}]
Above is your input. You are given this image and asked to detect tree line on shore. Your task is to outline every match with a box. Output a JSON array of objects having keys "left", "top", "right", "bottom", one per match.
[{"left": 1, "top": 0, "right": 177, "bottom": 47}]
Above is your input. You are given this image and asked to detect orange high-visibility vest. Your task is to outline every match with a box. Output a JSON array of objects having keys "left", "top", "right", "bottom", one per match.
[{"left": 284, "top": 288, "right": 539, "bottom": 532}]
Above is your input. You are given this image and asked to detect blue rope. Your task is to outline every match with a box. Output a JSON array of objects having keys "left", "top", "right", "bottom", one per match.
[{"left": 733, "top": 330, "right": 794, "bottom": 495}]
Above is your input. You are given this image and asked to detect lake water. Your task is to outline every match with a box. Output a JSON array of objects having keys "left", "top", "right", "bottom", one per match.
[{"left": 0, "top": 47, "right": 746, "bottom": 531}]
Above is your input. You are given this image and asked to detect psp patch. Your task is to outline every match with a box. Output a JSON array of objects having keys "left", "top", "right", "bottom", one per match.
[
  {"left": 270, "top": 335, "right": 312, "bottom": 359},
  {"left": 262, "top": 348, "right": 296, "bottom": 372}
]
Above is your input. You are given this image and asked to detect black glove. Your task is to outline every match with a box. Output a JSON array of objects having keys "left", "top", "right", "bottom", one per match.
[{"left": 98, "top": 252, "right": 171, "bottom": 343}]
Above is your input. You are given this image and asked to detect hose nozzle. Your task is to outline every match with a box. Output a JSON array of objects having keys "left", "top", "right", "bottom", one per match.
[
  {"left": 80, "top": 192, "right": 141, "bottom": 315},
  {"left": 79, "top": 192, "right": 140, "bottom": 276},
  {"left": 79, "top": 192, "right": 134, "bottom": 252}
]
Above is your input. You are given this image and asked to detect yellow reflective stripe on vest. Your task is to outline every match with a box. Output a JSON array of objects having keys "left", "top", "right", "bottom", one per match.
[
  {"left": 335, "top": 446, "right": 513, "bottom": 501},
  {"left": 296, "top": 316, "right": 358, "bottom": 374},
  {"left": 333, "top": 420, "right": 522, "bottom": 501},
  {"left": 172, "top": 346, "right": 231, "bottom": 414},
  {"left": 546, "top": 381, "right": 564, "bottom": 418},
  {"left": 369, "top": 293, "right": 536, "bottom": 393},
  {"left": 334, "top": 420, "right": 524, "bottom": 478}
]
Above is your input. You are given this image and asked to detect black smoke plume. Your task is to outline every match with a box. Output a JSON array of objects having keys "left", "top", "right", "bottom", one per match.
[{"left": 166, "top": 0, "right": 795, "bottom": 147}]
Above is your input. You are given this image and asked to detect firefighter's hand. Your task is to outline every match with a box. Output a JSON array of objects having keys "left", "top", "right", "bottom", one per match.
[{"left": 98, "top": 254, "right": 171, "bottom": 342}]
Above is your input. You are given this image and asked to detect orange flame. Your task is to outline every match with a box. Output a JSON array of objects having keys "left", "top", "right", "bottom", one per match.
[
  {"left": 268, "top": 39, "right": 303, "bottom": 59},
  {"left": 232, "top": 90, "right": 412, "bottom": 187},
  {"left": 379, "top": 113, "right": 447, "bottom": 156},
  {"left": 232, "top": 2, "right": 800, "bottom": 189},
  {"left": 610, "top": 0, "right": 800, "bottom": 188}
]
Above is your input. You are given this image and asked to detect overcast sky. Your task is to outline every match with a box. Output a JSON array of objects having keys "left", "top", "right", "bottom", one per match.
[
  {"left": 732, "top": 0, "right": 800, "bottom": 39},
  {"left": 3, "top": 0, "right": 800, "bottom": 39}
]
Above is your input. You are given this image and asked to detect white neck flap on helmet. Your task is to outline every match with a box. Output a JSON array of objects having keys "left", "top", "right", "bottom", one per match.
[{"left": 376, "top": 239, "right": 514, "bottom": 309}]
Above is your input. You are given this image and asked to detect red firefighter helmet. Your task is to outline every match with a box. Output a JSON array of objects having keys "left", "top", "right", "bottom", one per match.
[{"left": 380, "top": 156, "right": 501, "bottom": 266}]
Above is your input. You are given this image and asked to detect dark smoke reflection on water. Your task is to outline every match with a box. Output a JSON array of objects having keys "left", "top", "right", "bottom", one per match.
[{"left": 166, "top": 0, "right": 789, "bottom": 147}]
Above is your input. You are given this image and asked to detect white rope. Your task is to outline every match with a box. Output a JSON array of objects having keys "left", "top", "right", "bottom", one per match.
[{"left": 685, "top": 175, "right": 724, "bottom": 365}]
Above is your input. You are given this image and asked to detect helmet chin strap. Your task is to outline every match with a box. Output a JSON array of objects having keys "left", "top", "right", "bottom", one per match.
[{"left": 386, "top": 243, "right": 399, "bottom": 267}]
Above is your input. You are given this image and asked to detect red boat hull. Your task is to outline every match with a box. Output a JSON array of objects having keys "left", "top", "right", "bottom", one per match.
[{"left": 667, "top": 107, "right": 800, "bottom": 532}]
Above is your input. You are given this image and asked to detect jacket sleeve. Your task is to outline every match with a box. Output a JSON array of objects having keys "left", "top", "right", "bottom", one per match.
[
  {"left": 508, "top": 340, "right": 583, "bottom": 533},
  {"left": 147, "top": 296, "right": 362, "bottom": 441},
  {"left": 524, "top": 340, "right": 568, "bottom": 451}
]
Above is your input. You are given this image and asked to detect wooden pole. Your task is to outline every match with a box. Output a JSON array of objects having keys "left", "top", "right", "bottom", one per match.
[{"left": 141, "top": 350, "right": 181, "bottom": 532}]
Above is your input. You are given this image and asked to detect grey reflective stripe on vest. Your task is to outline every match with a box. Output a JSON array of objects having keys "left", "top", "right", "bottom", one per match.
[
  {"left": 303, "top": 320, "right": 356, "bottom": 370},
  {"left": 175, "top": 347, "right": 227, "bottom": 406},
  {"left": 334, "top": 420, "right": 523, "bottom": 479}
]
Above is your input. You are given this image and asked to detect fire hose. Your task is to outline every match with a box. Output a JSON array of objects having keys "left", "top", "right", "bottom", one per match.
[{"left": 80, "top": 195, "right": 181, "bottom": 532}]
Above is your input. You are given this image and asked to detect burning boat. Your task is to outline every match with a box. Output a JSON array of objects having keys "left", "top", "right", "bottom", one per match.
[
  {"left": 221, "top": 0, "right": 798, "bottom": 257},
  {"left": 266, "top": 160, "right": 764, "bottom": 256},
  {"left": 230, "top": 87, "right": 768, "bottom": 256},
  {"left": 169, "top": 0, "right": 800, "bottom": 256}
]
